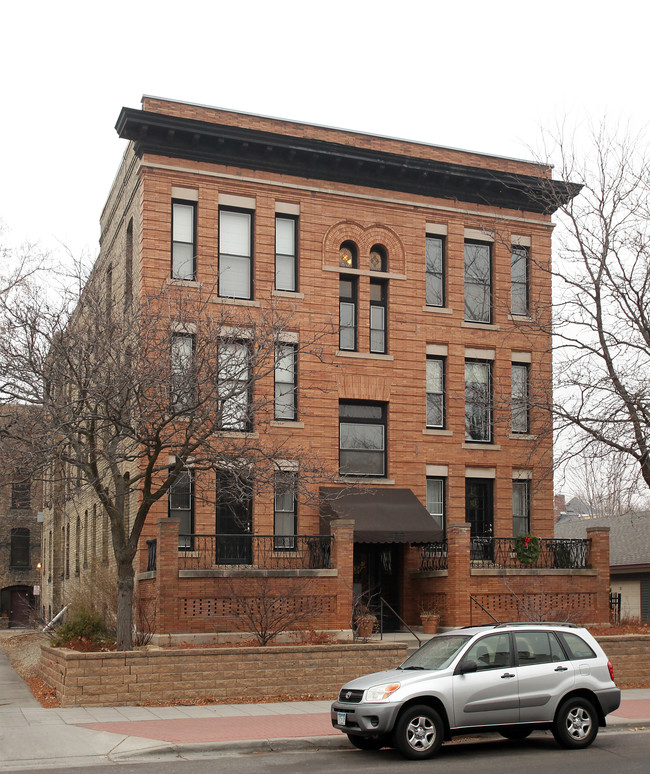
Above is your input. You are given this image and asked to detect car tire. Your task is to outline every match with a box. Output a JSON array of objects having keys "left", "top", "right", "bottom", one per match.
[
  {"left": 552, "top": 697, "right": 598, "bottom": 749},
  {"left": 346, "top": 734, "right": 387, "bottom": 750},
  {"left": 499, "top": 725, "right": 534, "bottom": 740},
  {"left": 392, "top": 704, "right": 444, "bottom": 760}
]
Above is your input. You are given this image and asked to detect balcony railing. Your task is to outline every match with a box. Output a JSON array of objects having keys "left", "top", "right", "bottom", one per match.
[
  {"left": 469, "top": 537, "right": 590, "bottom": 570},
  {"left": 418, "top": 541, "right": 448, "bottom": 571},
  {"left": 178, "top": 534, "right": 332, "bottom": 571}
]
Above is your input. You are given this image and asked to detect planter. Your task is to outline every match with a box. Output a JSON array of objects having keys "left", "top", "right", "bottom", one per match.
[
  {"left": 356, "top": 615, "right": 377, "bottom": 639},
  {"left": 420, "top": 613, "right": 440, "bottom": 634}
]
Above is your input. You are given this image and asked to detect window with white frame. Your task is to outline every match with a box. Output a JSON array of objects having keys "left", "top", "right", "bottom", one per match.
[
  {"left": 425, "top": 235, "right": 445, "bottom": 306},
  {"left": 274, "top": 472, "right": 297, "bottom": 550},
  {"left": 512, "top": 479, "right": 530, "bottom": 536},
  {"left": 511, "top": 363, "right": 529, "bottom": 433},
  {"left": 169, "top": 469, "right": 194, "bottom": 549},
  {"left": 218, "top": 341, "right": 251, "bottom": 430},
  {"left": 219, "top": 208, "right": 253, "bottom": 299},
  {"left": 275, "top": 216, "right": 297, "bottom": 291},
  {"left": 511, "top": 245, "right": 529, "bottom": 316},
  {"left": 426, "top": 477, "right": 445, "bottom": 534},
  {"left": 172, "top": 201, "right": 196, "bottom": 280},
  {"left": 464, "top": 241, "right": 492, "bottom": 323},
  {"left": 339, "top": 276, "right": 358, "bottom": 351},
  {"left": 275, "top": 343, "right": 297, "bottom": 420},
  {"left": 171, "top": 333, "right": 194, "bottom": 411},
  {"left": 465, "top": 360, "right": 492, "bottom": 442},
  {"left": 426, "top": 357, "right": 445, "bottom": 428}
]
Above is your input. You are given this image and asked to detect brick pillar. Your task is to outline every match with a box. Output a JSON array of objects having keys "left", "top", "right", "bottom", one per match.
[
  {"left": 155, "top": 518, "right": 180, "bottom": 635},
  {"left": 587, "top": 526, "right": 611, "bottom": 624},
  {"left": 446, "top": 523, "right": 472, "bottom": 627},
  {"left": 330, "top": 519, "right": 354, "bottom": 630}
]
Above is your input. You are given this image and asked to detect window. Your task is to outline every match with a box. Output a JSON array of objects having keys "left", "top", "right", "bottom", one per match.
[
  {"left": 125, "top": 219, "right": 133, "bottom": 308},
  {"left": 10, "top": 528, "right": 29, "bottom": 568},
  {"left": 465, "top": 361, "right": 492, "bottom": 442},
  {"left": 216, "top": 472, "right": 253, "bottom": 564},
  {"left": 75, "top": 516, "right": 80, "bottom": 575},
  {"left": 514, "top": 631, "right": 566, "bottom": 666},
  {"left": 369, "top": 243, "right": 387, "bottom": 272},
  {"left": 275, "top": 344, "right": 297, "bottom": 420},
  {"left": 171, "top": 333, "right": 194, "bottom": 411},
  {"left": 425, "top": 236, "right": 444, "bottom": 306},
  {"left": 426, "top": 357, "right": 445, "bottom": 428},
  {"left": 219, "top": 208, "right": 253, "bottom": 299},
  {"left": 339, "top": 240, "right": 357, "bottom": 269},
  {"left": 464, "top": 241, "right": 491, "bottom": 323},
  {"left": 105, "top": 264, "right": 113, "bottom": 319},
  {"left": 511, "top": 363, "right": 529, "bottom": 434},
  {"left": 559, "top": 632, "right": 597, "bottom": 660},
  {"left": 11, "top": 479, "right": 30, "bottom": 509},
  {"left": 218, "top": 341, "right": 251, "bottom": 430},
  {"left": 275, "top": 216, "right": 297, "bottom": 291},
  {"left": 511, "top": 245, "right": 529, "bottom": 316},
  {"left": 512, "top": 479, "right": 530, "bottom": 537},
  {"left": 369, "top": 279, "right": 387, "bottom": 354},
  {"left": 65, "top": 523, "right": 70, "bottom": 578},
  {"left": 463, "top": 633, "right": 511, "bottom": 670},
  {"left": 339, "top": 401, "right": 386, "bottom": 477},
  {"left": 169, "top": 469, "right": 193, "bottom": 549},
  {"left": 426, "top": 477, "right": 445, "bottom": 534},
  {"left": 274, "top": 472, "right": 297, "bottom": 550},
  {"left": 339, "top": 276, "right": 358, "bottom": 351},
  {"left": 172, "top": 201, "right": 196, "bottom": 280}
]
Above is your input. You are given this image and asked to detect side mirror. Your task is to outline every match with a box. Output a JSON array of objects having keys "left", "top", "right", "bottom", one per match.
[{"left": 459, "top": 659, "right": 478, "bottom": 674}]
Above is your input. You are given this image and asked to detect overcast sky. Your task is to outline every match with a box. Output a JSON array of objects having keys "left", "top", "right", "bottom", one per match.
[{"left": 2, "top": 0, "right": 648, "bottom": 258}]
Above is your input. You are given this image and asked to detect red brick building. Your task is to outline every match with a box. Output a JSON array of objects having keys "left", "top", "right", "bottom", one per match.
[{"left": 41, "top": 97, "right": 611, "bottom": 639}]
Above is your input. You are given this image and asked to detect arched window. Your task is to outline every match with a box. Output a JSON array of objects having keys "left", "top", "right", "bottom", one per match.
[
  {"left": 369, "top": 244, "right": 388, "bottom": 272},
  {"left": 10, "top": 528, "right": 30, "bottom": 568},
  {"left": 339, "top": 240, "right": 358, "bottom": 269}
]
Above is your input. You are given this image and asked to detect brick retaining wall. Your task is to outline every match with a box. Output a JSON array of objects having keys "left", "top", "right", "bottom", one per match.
[
  {"left": 596, "top": 636, "right": 650, "bottom": 687},
  {"left": 39, "top": 641, "right": 408, "bottom": 708}
]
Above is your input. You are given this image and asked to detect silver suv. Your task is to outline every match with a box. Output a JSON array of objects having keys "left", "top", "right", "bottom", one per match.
[{"left": 331, "top": 623, "right": 621, "bottom": 760}]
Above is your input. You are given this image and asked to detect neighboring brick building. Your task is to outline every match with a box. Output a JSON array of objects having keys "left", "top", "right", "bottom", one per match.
[
  {"left": 40, "top": 97, "right": 611, "bottom": 638},
  {"left": 0, "top": 427, "right": 42, "bottom": 628}
]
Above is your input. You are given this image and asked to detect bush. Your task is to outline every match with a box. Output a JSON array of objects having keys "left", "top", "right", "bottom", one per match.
[{"left": 52, "top": 607, "right": 114, "bottom": 651}]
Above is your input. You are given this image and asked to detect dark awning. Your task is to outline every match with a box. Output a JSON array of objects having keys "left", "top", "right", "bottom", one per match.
[{"left": 320, "top": 487, "right": 444, "bottom": 544}]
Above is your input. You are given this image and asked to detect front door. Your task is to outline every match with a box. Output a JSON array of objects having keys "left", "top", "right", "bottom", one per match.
[
  {"left": 353, "top": 543, "right": 401, "bottom": 631},
  {"left": 466, "top": 478, "right": 494, "bottom": 561},
  {"left": 9, "top": 587, "right": 32, "bottom": 628},
  {"left": 215, "top": 475, "right": 252, "bottom": 565}
]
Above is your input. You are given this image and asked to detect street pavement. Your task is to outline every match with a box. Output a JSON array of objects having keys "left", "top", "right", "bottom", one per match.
[{"left": 1, "top": 647, "right": 650, "bottom": 771}]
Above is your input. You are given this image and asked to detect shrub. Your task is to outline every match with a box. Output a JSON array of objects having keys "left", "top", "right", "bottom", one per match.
[{"left": 52, "top": 607, "right": 114, "bottom": 651}]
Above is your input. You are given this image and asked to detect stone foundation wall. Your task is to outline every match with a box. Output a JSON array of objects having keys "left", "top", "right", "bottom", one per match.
[{"left": 39, "top": 641, "right": 407, "bottom": 708}]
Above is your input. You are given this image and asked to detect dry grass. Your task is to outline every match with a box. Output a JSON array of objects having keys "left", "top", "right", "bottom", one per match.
[{"left": 0, "top": 629, "right": 60, "bottom": 707}]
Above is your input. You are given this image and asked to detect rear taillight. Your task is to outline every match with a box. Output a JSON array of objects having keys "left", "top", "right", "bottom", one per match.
[{"left": 607, "top": 660, "right": 615, "bottom": 682}]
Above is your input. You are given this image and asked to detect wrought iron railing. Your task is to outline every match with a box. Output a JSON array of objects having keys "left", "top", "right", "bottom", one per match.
[
  {"left": 178, "top": 534, "right": 331, "bottom": 571},
  {"left": 469, "top": 537, "right": 590, "bottom": 569},
  {"left": 146, "top": 539, "right": 157, "bottom": 572},
  {"left": 418, "top": 541, "right": 448, "bottom": 571}
]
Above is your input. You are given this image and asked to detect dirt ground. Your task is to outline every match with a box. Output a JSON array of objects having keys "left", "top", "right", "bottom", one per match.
[{"left": 0, "top": 629, "right": 59, "bottom": 707}]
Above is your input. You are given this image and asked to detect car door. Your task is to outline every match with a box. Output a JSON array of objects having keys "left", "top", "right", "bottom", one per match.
[
  {"left": 515, "top": 631, "right": 575, "bottom": 722},
  {"left": 451, "top": 632, "right": 519, "bottom": 728}
]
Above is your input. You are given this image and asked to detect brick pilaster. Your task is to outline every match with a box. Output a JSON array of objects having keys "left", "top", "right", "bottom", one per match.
[
  {"left": 446, "top": 522, "right": 471, "bottom": 627},
  {"left": 155, "top": 518, "right": 180, "bottom": 634},
  {"left": 330, "top": 519, "right": 354, "bottom": 629},
  {"left": 587, "top": 526, "right": 611, "bottom": 624}
]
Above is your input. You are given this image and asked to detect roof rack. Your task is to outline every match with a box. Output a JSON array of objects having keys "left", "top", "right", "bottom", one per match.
[{"left": 493, "top": 621, "right": 579, "bottom": 629}]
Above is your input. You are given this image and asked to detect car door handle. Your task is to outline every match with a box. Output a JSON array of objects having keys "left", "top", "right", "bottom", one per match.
[
  {"left": 501, "top": 673, "right": 516, "bottom": 679},
  {"left": 554, "top": 666, "right": 568, "bottom": 672}
]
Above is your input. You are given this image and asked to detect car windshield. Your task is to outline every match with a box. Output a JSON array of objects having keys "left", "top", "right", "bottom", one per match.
[{"left": 400, "top": 635, "right": 471, "bottom": 671}]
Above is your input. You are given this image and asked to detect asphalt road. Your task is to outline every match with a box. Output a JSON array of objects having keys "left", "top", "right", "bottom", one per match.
[{"left": 7, "top": 728, "right": 650, "bottom": 773}]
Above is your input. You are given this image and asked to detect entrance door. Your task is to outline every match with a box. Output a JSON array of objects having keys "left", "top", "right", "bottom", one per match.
[
  {"left": 215, "top": 475, "right": 252, "bottom": 564},
  {"left": 9, "top": 587, "right": 32, "bottom": 628},
  {"left": 353, "top": 543, "right": 401, "bottom": 631},
  {"left": 466, "top": 478, "right": 494, "bottom": 561}
]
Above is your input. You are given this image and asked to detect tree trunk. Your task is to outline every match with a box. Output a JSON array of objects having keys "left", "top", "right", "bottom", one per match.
[{"left": 116, "top": 558, "right": 134, "bottom": 651}]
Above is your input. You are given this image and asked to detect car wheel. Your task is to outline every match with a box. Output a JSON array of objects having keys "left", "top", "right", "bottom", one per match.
[
  {"left": 499, "top": 725, "right": 533, "bottom": 740},
  {"left": 552, "top": 698, "right": 598, "bottom": 749},
  {"left": 393, "top": 705, "right": 444, "bottom": 760},
  {"left": 346, "top": 734, "right": 387, "bottom": 750}
]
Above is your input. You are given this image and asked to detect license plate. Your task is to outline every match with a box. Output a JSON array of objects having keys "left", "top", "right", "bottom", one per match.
[{"left": 337, "top": 711, "right": 347, "bottom": 726}]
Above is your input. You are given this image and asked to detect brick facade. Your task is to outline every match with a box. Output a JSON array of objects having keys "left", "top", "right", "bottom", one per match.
[{"left": 40, "top": 97, "right": 610, "bottom": 639}]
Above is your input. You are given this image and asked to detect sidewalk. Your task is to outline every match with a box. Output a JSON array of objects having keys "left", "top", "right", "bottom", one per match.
[{"left": 0, "top": 686, "right": 649, "bottom": 771}]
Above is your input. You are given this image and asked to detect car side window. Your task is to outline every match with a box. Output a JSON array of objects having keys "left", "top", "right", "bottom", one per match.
[
  {"left": 463, "top": 634, "right": 511, "bottom": 671},
  {"left": 559, "top": 632, "right": 597, "bottom": 660},
  {"left": 515, "top": 631, "right": 566, "bottom": 665}
]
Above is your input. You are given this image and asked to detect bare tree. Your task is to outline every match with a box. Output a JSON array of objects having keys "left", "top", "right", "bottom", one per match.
[
  {"left": 526, "top": 122, "right": 650, "bottom": 498},
  {"left": 0, "top": 255, "right": 336, "bottom": 650}
]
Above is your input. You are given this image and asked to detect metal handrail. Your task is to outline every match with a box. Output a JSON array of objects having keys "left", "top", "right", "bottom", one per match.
[
  {"left": 469, "top": 594, "right": 499, "bottom": 626},
  {"left": 379, "top": 597, "right": 421, "bottom": 646}
]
